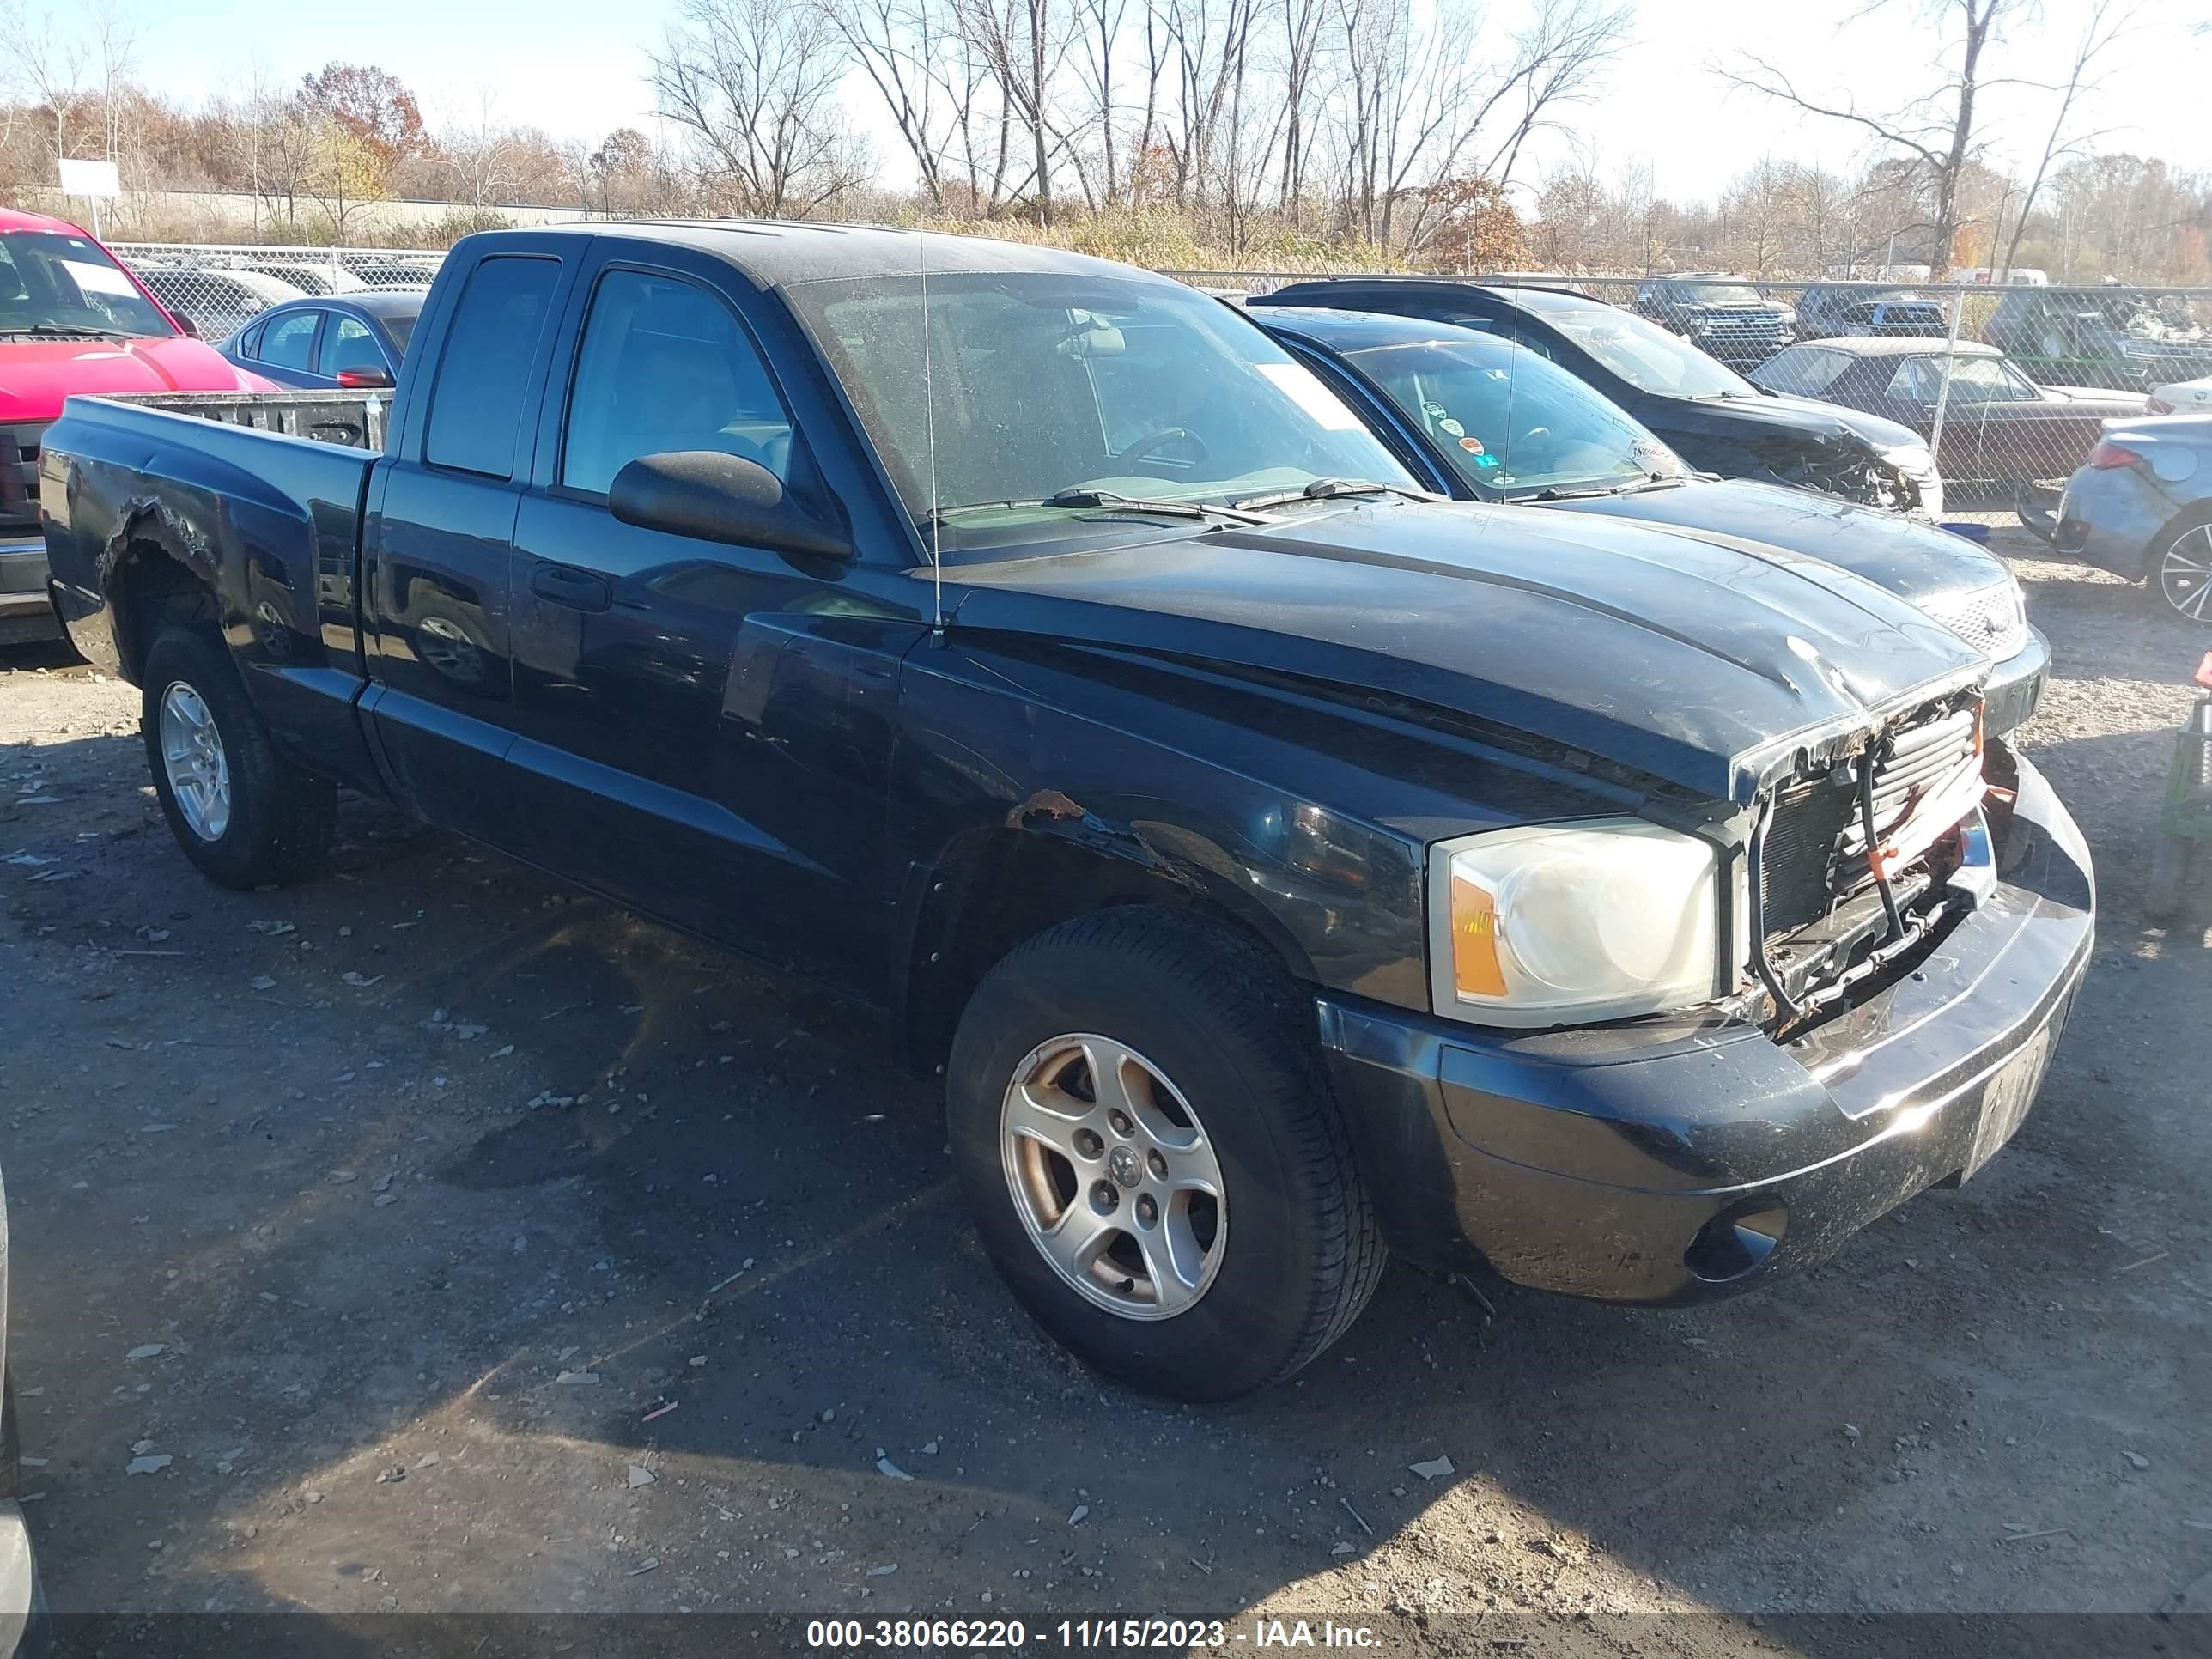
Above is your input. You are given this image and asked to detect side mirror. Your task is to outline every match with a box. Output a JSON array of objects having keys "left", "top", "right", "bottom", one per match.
[
  {"left": 335, "top": 367, "right": 394, "bottom": 389},
  {"left": 173, "top": 313, "right": 199, "bottom": 338},
  {"left": 608, "top": 451, "right": 850, "bottom": 561}
]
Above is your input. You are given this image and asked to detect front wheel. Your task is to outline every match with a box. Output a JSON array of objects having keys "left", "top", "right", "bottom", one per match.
[
  {"left": 142, "top": 625, "right": 337, "bottom": 890},
  {"left": 946, "top": 908, "right": 1385, "bottom": 1401}
]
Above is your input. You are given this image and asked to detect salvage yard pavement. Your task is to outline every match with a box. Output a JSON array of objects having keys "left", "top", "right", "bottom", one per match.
[{"left": 1, "top": 529, "right": 2208, "bottom": 1650}]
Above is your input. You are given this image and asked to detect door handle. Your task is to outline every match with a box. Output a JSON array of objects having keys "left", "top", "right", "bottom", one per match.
[{"left": 531, "top": 562, "right": 612, "bottom": 612}]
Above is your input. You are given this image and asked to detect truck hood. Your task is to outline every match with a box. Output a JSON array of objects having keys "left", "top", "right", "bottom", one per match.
[
  {"left": 946, "top": 498, "right": 1986, "bottom": 804},
  {"left": 0, "top": 335, "right": 256, "bottom": 422},
  {"left": 1723, "top": 390, "right": 1923, "bottom": 452},
  {"left": 1541, "top": 477, "right": 2010, "bottom": 605}
]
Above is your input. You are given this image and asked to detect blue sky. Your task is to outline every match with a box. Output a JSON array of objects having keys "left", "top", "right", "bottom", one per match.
[{"left": 137, "top": 0, "right": 2212, "bottom": 207}]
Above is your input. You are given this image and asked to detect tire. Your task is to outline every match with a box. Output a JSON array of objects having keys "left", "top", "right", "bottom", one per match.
[
  {"left": 2144, "top": 835, "right": 2194, "bottom": 923},
  {"left": 142, "top": 624, "right": 337, "bottom": 890},
  {"left": 946, "top": 907, "right": 1385, "bottom": 1401},
  {"left": 2148, "top": 511, "right": 2212, "bottom": 628}
]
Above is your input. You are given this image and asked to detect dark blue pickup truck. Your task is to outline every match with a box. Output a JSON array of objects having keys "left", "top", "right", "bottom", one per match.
[{"left": 39, "top": 224, "right": 2094, "bottom": 1400}]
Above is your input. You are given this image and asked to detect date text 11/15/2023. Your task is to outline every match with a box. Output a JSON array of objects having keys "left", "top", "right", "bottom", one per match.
[{"left": 805, "top": 1619, "right": 1386, "bottom": 1650}]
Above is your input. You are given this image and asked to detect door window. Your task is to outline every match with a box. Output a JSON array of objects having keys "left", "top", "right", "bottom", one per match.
[
  {"left": 324, "top": 314, "right": 386, "bottom": 375},
  {"left": 260, "top": 310, "right": 321, "bottom": 371},
  {"left": 562, "top": 268, "right": 793, "bottom": 496},
  {"left": 424, "top": 256, "right": 562, "bottom": 479}
]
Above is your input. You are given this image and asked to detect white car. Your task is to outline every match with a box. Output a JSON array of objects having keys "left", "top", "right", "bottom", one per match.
[{"left": 2148, "top": 374, "right": 2212, "bottom": 415}]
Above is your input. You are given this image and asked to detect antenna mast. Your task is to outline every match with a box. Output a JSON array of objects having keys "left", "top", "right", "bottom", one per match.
[{"left": 920, "top": 224, "right": 943, "bottom": 635}]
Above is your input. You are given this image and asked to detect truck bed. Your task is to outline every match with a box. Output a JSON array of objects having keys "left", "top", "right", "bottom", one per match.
[{"left": 39, "top": 388, "right": 388, "bottom": 774}]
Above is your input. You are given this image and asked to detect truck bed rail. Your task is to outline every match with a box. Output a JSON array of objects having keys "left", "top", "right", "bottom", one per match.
[{"left": 98, "top": 390, "right": 388, "bottom": 453}]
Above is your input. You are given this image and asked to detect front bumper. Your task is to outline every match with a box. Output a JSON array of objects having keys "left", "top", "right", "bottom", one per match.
[
  {"left": 1315, "top": 752, "right": 2094, "bottom": 1305},
  {"left": 1984, "top": 624, "right": 2048, "bottom": 738},
  {"left": 0, "top": 537, "right": 60, "bottom": 647}
]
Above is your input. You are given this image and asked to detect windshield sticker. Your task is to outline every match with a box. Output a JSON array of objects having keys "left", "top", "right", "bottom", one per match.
[
  {"left": 60, "top": 259, "right": 137, "bottom": 297},
  {"left": 1458, "top": 435, "right": 1485, "bottom": 454},
  {"left": 1420, "top": 400, "right": 1448, "bottom": 418},
  {"left": 1255, "top": 361, "right": 1364, "bottom": 430},
  {"left": 1437, "top": 417, "right": 1465, "bottom": 437},
  {"left": 1470, "top": 452, "right": 1500, "bottom": 468}
]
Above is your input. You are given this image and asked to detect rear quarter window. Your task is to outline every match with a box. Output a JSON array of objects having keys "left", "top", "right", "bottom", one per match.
[{"left": 423, "top": 256, "right": 562, "bottom": 479}]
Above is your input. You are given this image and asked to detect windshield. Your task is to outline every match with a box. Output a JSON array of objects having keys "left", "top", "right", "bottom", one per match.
[
  {"left": 1674, "top": 281, "right": 1765, "bottom": 306},
  {"left": 784, "top": 272, "right": 1419, "bottom": 551},
  {"left": 1346, "top": 336, "right": 1686, "bottom": 496},
  {"left": 1898, "top": 355, "right": 2040, "bottom": 404},
  {"left": 1522, "top": 297, "right": 1755, "bottom": 400},
  {"left": 0, "top": 230, "right": 174, "bottom": 339}
]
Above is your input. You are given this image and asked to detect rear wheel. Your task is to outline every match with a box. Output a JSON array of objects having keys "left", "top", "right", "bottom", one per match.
[
  {"left": 2152, "top": 515, "right": 2212, "bottom": 626},
  {"left": 142, "top": 625, "right": 336, "bottom": 890},
  {"left": 946, "top": 908, "right": 1385, "bottom": 1401}
]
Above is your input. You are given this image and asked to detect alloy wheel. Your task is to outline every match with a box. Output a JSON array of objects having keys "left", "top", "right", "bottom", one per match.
[
  {"left": 1000, "top": 1033, "right": 1227, "bottom": 1320},
  {"left": 159, "top": 681, "right": 232, "bottom": 841},
  {"left": 2160, "top": 524, "right": 2212, "bottom": 624}
]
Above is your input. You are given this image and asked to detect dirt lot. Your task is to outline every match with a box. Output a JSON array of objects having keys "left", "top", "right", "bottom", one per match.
[{"left": 1, "top": 530, "right": 2208, "bottom": 1652}]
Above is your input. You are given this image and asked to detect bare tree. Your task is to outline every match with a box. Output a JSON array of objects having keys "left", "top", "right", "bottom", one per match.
[
  {"left": 1275, "top": 0, "right": 1327, "bottom": 216},
  {"left": 952, "top": 0, "right": 1072, "bottom": 222},
  {"left": 436, "top": 87, "right": 525, "bottom": 209},
  {"left": 825, "top": 0, "right": 969, "bottom": 205},
  {"left": 2002, "top": 0, "right": 2136, "bottom": 277},
  {"left": 1336, "top": 0, "right": 1628, "bottom": 253},
  {"left": 651, "top": 0, "right": 863, "bottom": 217},
  {"left": 1715, "top": 0, "right": 2024, "bottom": 278}
]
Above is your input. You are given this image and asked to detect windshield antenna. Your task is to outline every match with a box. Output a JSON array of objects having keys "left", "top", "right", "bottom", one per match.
[{"left": 919, "top": 222, "right": 943, "bottom": 636}]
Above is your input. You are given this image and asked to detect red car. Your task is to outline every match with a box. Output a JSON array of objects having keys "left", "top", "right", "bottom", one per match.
[{"left": 1, "top": 208, "right": 269, "bottom": 645}]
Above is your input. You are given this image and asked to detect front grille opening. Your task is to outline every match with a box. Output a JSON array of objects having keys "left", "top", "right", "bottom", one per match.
[{"left": 1750, "top": 697, "right": 1985, "bottom": 1034}]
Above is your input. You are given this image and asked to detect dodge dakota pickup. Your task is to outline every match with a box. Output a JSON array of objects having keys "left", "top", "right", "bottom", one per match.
[{"left": 39, "top": 224, "right": 2094, "bottom": 1401}]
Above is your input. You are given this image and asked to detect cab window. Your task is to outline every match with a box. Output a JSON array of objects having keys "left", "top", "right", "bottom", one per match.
[{"left": 562, "top": 268, "right": 793, "bottom": 496}]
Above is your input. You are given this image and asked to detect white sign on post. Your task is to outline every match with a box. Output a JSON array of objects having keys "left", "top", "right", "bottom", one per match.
[{"left": 56, "top": 157, "right": 122, "bottom": 237}]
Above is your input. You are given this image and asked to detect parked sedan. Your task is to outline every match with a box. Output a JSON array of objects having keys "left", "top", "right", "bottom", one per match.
[
  {"left": 2026, "top": 415, "right": 2212, "bottom": 625},
  {"left": 2149, "top": 374, "right": 2212, "bottom": 416},
  {"left": 1260, "top": 306, "right": 2045, "bottom": 733},
  {"left": 1749, "top": 337, "right": 2148, "bottom": 487},
  {"left": 134, "top": 267, "right": 302, "bottom": 343},
  {"left": 1251, "top": 279, "right": 1943, "bottom": 516},
  {"left": 221, "top": 291, "right": 423, "bottom": 389}
]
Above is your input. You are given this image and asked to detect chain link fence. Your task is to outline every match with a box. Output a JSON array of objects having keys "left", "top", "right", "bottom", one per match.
[
  {"left": 106, "top": 242, "right": 448, "bottom": 351},
  {"left": 1174, "top": 270, "right": 2212, "bottom": 501},
  {"left": 106, "top": 243, "right": 2212, "bottom": 503}
]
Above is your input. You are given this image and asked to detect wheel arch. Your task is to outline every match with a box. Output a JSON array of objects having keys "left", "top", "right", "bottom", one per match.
[
  {"left": 102, "top": 504, "right": 221, "bottom": 684},
  {"left": 896, "top": 816, "right": 1322, "bottom": 1076}
]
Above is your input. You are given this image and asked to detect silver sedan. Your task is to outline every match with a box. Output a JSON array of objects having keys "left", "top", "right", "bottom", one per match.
[{"left": 2029, "top": 414, "right": 2212, "bottom": 625}]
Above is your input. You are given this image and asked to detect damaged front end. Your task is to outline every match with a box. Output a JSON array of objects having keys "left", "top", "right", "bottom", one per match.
[
  {"left": 1741, "top": 688, "right": 1996, "bottom": 1036},
  {"left": 1775, "top": 446, "right": 1935, "bottom": 518}
]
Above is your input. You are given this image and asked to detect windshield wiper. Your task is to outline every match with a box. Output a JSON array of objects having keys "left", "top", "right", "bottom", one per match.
[
  {"left": 1528, "top": 483, "right": 1624, "bottom": 501},
  {"left": 0, "top": 323, "right": 129, "bottom": 339},
  {"left": 1036, "top": 487, "right": 1270, "bottom": 525},
  {"left": 1231, "top": 477, "right": 1437, "bottom": 511}
]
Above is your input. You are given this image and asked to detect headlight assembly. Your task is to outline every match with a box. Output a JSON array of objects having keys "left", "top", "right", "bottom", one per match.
[{"left": 1427, "top": 820, "right": 1722, "bottom": 1027}]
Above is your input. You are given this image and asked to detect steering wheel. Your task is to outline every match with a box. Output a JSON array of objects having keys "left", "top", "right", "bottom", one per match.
[{"left": 1114, "top": 426, "right": 1208, "bottom": 466}]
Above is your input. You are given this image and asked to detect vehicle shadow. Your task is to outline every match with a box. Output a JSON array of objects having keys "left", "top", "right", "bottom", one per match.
[{"left": 5, "top": 726, "right": 2202, "bottom": 1635}]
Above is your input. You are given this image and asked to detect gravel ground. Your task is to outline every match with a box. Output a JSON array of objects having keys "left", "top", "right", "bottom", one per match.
[{"left": 1, "top": 529, "right": 2208, "bottom": 1654}]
